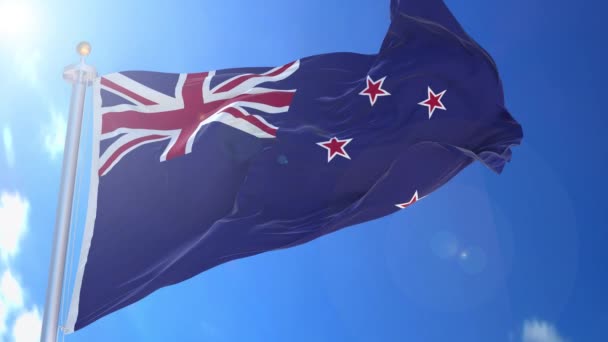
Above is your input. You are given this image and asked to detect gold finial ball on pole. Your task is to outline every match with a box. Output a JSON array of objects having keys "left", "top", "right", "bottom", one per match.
[
  {"left": 64, "top": 41, "right": 97, "bottom": 85},
  {"left": 76, "top": 41, "right": 91, "bottom": 57}
]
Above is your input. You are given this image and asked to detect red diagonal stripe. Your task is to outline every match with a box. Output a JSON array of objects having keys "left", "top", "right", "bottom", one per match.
[
  {"left": 215, "top": 61, "right": 296, "bottom": 93},
  {"left": 222, "top": 107, "right": 277, "bottom": 137},
  {"left": 99, "top": 134, "right": 167, "bottom": 176},
  {"left": 230, "top": 91, "right": 295, "bottom": 108},
  {"left": 101, "top": 77, "right": 159, "bottom": 106}
]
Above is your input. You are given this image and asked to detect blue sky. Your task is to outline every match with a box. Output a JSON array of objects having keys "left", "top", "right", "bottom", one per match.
[{"left": 0, "top": 0, "right": 606, "bottom": 341}]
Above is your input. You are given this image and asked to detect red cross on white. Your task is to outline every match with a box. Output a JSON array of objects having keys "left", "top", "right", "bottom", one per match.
[
  {"left": 418, "top": 86, "right": 447, "bottom": 119},
  {"left": 317, "top": 137, "right": 352, "bottom": 162},
  {"left": 359, "top": 76, "right": 390, "bottom": 106},
  {"left": 97, "top": 60, "right": 300, "bottom": 176},
  {"left": 395, "top": 191, "right": 420, "bottom": 209}
]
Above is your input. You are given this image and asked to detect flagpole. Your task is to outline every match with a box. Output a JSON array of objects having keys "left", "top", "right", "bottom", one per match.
[{"left": 40, "top": 42, "right": 97, "bottom": 342}]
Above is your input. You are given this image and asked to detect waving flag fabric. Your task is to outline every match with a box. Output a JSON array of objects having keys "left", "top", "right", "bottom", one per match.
[{"left": 67, "top": 0, "right": 522, "bottom": 332}]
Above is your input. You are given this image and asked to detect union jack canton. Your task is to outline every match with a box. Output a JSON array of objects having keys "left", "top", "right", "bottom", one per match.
[{"left": 98, "top": 61, "right": 299, "bottom": 176}]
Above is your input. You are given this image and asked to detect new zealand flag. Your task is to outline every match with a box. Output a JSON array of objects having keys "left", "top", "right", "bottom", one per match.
[{"left": 66, "top": 0, "right": 523, "bottom": 332}]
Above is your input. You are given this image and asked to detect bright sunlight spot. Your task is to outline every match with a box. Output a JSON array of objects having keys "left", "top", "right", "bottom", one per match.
[{"left": 0, "top": 1, "right": 38, "bottom": 42}]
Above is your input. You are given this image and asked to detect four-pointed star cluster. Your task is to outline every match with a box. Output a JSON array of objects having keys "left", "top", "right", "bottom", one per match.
[{"left": 317, "top": 76, "right": 447, "bottom": 209}]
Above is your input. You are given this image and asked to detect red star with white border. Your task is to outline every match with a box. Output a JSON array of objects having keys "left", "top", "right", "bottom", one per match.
[
  {"left": 317, "top": 137, "right": 352, "bottom": 162},
  {"left": 395, "top": 191, "right": 420, "bottom": 209},
  {"left": 359, "top": 76, "right": 390, "bottom": 106},
  {"left": 418, "top": 86, "right": 447, "bottom": 119}
]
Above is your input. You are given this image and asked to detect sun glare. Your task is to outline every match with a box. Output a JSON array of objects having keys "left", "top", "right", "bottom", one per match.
[{"left": 0, "top": 1, "right": 37, "bottom": 42}]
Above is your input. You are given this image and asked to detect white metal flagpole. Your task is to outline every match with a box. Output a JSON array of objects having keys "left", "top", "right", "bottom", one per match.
[{"left": 40, "top": 42, "right": 97, "bottom": 342}]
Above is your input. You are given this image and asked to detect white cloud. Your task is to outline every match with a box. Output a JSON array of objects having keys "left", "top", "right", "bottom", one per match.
[
  {"left": 522, "top": 320, "right": 567, "bottom": 342},
  {"left": 0, "top": 271, "right": 23, "bottom": 309},
  {"left": 11, "top": 307, "right": 41, "bottom": 342},
  {"left": 0, "top": 270, "right": 42, "bottom": 342},
  {"left": 0, "top": 269, "right": 25, "bottom": 339},
  {"left": 0, "top": 192, "right": 30, "bottom": 261},
  {"left": 43, "top": 109, "right": 67, "bottom": 161},
  {"left": 2, "top": 126, "right": 15, "bottom": 167}
]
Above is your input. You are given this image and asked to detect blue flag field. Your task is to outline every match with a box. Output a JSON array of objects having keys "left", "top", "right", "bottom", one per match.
[{"left": 66, "top": 0, "right": 523, "bottom": 332}]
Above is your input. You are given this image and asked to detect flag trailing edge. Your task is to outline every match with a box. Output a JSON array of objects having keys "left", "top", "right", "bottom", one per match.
[{"left": 65, "top": 0, "right": 522, "bottom": 333}]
